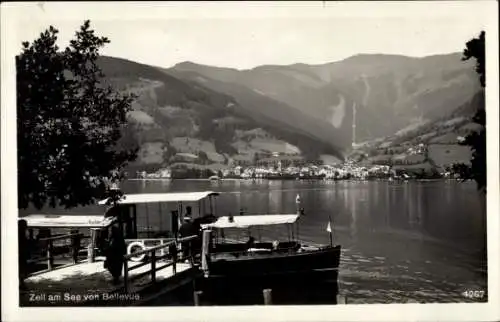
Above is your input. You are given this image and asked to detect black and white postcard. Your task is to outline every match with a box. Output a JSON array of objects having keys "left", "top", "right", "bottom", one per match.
[{"left": 2, "top": 1, "right": 499, "bottom": 321}]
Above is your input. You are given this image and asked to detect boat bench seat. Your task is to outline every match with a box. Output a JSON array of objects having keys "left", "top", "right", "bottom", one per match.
[
  {"left": 214, "top": 243, "right": 253, "bottom": 253},
  {"left": 275, "top": 241, "right": 300, "bottom": 250},
  {"left": 212, "top": 241, "right": 300, "bottom": 253},
  {"left": 254, "top": 242, "right": 274, "bottom": 249}
]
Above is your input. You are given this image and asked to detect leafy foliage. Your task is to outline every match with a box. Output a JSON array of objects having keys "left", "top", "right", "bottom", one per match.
[
  {"left": 463, "top": 31, "right": 485, "bottom": 88},
  {"left": 459, "top": 31, "right": 486, "bottom": 192},
  {"left": 17, "top": 20, "right": 138, "bottom": 209}
]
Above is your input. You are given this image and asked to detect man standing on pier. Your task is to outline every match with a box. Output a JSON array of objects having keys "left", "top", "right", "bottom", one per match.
[
  {"left": 179, "top": 210, "right": 196, "bottom": 264},
  {"left": 104, "top": 224, "right": 126, "bottom": 284}
]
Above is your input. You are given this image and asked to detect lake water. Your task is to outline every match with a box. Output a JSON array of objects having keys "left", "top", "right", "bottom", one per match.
[{"left": 21, "top": 179, "right": 488, "bottom": 304}]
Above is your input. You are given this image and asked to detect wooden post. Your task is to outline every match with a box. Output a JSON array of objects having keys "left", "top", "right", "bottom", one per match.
[
  {"left": 123, "top": 260, "right": 129, "bottom": 292},
  {"left": 133, "top": 205, "right": 138, "bottom": 238},
  {"left": 263, "top": 289, "right": 273, "bottom": 305},
  {"left": 159, "top": 203, "right": 163, "bottom": 235},
  {"left": 328, "top": 214, "right": 333, "bottom": 247},
  {"left": 172, "top": 241, "right": 177, "bottom": 275},
  {"left": 296, "top": 222, "right": 299, "bottom": 242},
  {"left": 171, "top": 210, "right": 179, "bottom": 240},
  {"left": 178, "top": 202, "right": 183, "bottom": 226},
  {"left": 201, "top": 230, "right": 211, "bottom": 276},
  {"left": 146, "top": 203, "right": 150, "bottom": 238},
  {"left": 71, "top": 232, "right": 81, "bottom": 264},
  {"left": 193, "top": 290, "right": 203, "bottom": 306},
  {"left": 88, "top": 228, "right": 97, "bottom": 263},
  {"left": 47, "top": 239, "right": 54, "bottom": 271},
  {"left": 159, "top": 239, "right": 164, "bottom": 258},
  {"left": 151, "top": 250, "right": 156, "bottom": 283}
]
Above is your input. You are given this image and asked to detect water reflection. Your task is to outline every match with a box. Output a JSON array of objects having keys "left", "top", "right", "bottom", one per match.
[
  {"left": 268, "top": 189, "right": 282, "bottom": 214},
  {"left": 383, "top": 183, "right": 390, "bottom": 226},
  {"left": 349, "top": 186, "right": 358, "bottom": 240},
  {"left": 408, "top": 184, "right": 417, "bottom": 227},
  {"left": 416, "top": 184, "right": 423, "bottom": 227},
  {"left": 159, "top": 179, "right": 171, "bottom": 189},
  {"left": 234, "top": 189, "right": 241, "bottom": 213}
]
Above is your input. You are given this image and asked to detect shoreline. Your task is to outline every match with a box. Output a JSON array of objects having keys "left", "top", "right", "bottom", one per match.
[{"left": 128, "top": 178, "right": 467, "bottom": 183}]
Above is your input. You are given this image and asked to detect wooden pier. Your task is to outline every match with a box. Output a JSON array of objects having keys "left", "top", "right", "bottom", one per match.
[
  {"left": 20, "top": 229, "right": 342, "bottom": 306},
  {"left": 20, "top": 236, "right": 202, "bottom": 306}
]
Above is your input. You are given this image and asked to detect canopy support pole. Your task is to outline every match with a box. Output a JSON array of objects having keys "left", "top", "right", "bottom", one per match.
[
  {"left": 214, "top": 198, "right": 217, "bottom": 217},
  {"left": 146, "top": 204, "right": 150, "bottom": 238},
  {"left": 178, "top": 202, "right": 183, "bottom": 225},
  {"left": 159, "top": 203, "right": 163, "bottom": 236},
  {"left": 133, "top": 205, "right": 137, "bottom": 238}
]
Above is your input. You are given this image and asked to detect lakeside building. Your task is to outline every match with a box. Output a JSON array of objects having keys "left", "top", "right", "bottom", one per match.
[
  {"left": 157, "top": 168, "right": 172, "bottom": 178},
  {"left": 256, "top": 155, "right": 313, "bottom": 169},
  {"left": 132, "top": 153, "right": 448, "bottom": 181}
]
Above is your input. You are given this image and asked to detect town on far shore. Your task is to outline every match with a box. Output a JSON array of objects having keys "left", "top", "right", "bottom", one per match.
[{"left": 134, "top": 140, "right": 470, "bottom": 181}]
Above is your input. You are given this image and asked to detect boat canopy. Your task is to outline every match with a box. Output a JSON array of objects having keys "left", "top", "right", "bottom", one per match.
[
  {"left": 98, "top": 191, "right": 219, "bottom": 206},
  {"left": 201, "top": 214, "right": 300, "bottom": 229},
  {"left": 19, "top": 214, "right": 116, "bottom": 229}
]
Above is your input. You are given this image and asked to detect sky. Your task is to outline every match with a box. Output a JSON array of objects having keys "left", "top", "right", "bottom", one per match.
[{"left": 5, "top": 1, "right": 494, "bottom": 69}]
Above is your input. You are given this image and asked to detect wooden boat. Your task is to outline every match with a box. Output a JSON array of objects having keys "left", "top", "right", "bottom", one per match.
[
  {"left": 98, "top": 191, "right": 220, "bottom": 239},
  {"left": 98, "top": 190, "right": 341, "bottom": 280},
  {"left": 98, "top": 191, "right": 220, "bottom": 260},
  {"left": 18, "top": 214, "right": 118, "bottom": 273},
  {"left": 200, "top": 214, "right": 341, "bottom": 279},
  {"left": 19, "top": 191, "right": 220, "bottom": 274},
  {"left": 20, "top": 214, "right": 116, "bottom": 230}
]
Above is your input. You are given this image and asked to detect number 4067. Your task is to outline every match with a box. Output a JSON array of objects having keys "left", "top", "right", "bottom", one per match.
[{"left": 462, "top": 290, "right": 485, "bottom": 299}]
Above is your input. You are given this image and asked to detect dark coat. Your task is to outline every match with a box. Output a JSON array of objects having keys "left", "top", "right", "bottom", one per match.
[
  {"left": 104, "top": 226, "right": 126, "bottom": 278},
  {"left": 179, "top": 221, "right": 200, "bottom": 258},
  {"left": 179, "top": 221, "right": 196, "bottom": 238}
]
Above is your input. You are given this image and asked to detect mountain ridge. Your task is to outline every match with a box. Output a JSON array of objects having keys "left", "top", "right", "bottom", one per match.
[
  {"left": 97, "top": 52, "right": 480, "bottom": 173},
  {"left": 172, "top": 52, "right": 465, "bottom": 71},
  {"left": 97, "top": 56, "right": 346, "bottom": 175},
  {"left": 170, "top": 51, "right": 479, "bottom": 142}
]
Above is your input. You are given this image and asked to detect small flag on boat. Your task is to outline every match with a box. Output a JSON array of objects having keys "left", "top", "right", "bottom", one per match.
[{"left": 327, "top": 219, "right": 333, "bottom": 246}]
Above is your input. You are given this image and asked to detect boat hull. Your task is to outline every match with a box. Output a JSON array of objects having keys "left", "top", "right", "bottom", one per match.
[
  {"left": 206, "top": 245, "right": 341, "bottom": 278},
  {"left": 198, "top": 246, "right": 341, "bottom": 305}
]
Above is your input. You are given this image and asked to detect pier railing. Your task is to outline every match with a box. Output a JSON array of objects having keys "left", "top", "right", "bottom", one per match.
[
  {"left": 122, "top": 235, "right": 198, "bottom": 292},
  {"left": 124, "top": 238, "right": 175, "bottom": 258},
  {"left": 27, "top": 232, "right": 86, "bottom": 272}
]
